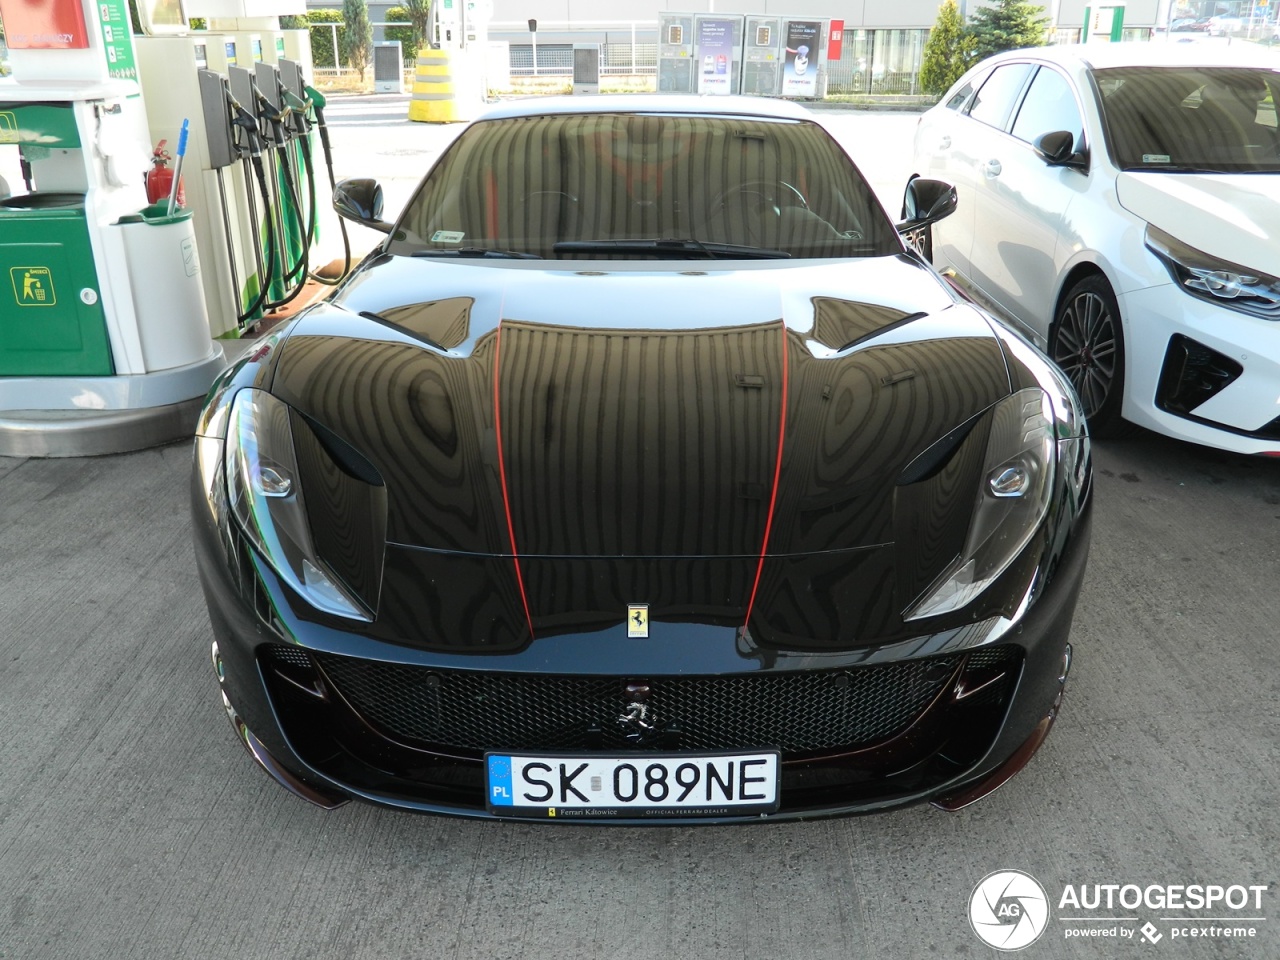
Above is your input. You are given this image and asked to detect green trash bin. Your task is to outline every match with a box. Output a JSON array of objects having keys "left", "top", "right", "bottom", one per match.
[{"left": 0, "top": 194, "right": 115, "bottom": 377}]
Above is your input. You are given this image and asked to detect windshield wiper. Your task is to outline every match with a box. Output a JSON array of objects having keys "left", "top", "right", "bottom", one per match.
[
  {"left": 552, "top": 238, "right": 791, "bottom": 259},
  {"left": 411, "top": 247, "right": 542, "bottom": 259}
]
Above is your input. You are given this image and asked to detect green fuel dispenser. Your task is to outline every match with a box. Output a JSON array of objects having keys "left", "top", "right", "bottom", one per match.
[
  {"left": 0, "top": 100, "right": 115, "bottom": 376},
  {"left": 0, "top": 75, "right": 225, "bottom": 456}
]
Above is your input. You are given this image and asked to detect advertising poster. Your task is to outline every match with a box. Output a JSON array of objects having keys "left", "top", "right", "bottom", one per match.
[
  {"left": 782, "top": 20, "right": 820, "bottom": 97},
  {"left": 696, "top": 18, "right": 735, "bottom": 95},
  {"left": 0, "top": 0, "right": 90, "bottom": 49}
]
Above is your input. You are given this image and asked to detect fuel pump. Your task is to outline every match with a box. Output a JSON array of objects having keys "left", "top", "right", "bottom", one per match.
[
  {"left": 248, "top": 61, "right": 311, "bottom": 309},
  {"left": 201, "top": 65, "right": 277, "bottom": 326},
  {"left": 0, "top": 35, "right": 224, "bottom": 455},
  {"left": 274, "top": 58, "right": 350, "bottom": 287}
]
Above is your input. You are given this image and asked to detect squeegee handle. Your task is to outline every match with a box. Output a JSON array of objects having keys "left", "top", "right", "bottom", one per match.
[{"left": 167, "top": 119, "right": 190, "bottom": 217}]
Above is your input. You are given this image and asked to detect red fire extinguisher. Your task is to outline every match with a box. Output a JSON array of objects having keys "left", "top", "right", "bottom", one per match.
[{"left": 146, "top": 139, "right": 186, "bottom": 207}]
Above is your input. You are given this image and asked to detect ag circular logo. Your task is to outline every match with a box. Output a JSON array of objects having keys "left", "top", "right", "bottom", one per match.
[{"left": 969, "top": 869, "right": 1050, "bottom": 951}]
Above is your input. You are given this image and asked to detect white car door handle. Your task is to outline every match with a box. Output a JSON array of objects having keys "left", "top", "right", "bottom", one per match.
[
  {"left": 985, "top": 159, "right": 1002, "bottom": 179},
  {"left": 939, "top": 135, "right": 951, "bottom": 149}
]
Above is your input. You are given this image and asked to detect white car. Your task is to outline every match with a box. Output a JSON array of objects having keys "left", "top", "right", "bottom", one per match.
[{"left": 913, "top": 43, "right": 1280, "bottom": 454}]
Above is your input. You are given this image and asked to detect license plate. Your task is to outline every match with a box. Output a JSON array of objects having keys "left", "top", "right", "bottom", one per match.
[{"left": 484, "top": 751, "right": 780, "bottom": 819}]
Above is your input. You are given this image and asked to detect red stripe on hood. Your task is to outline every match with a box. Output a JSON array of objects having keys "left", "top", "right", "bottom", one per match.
[
  {"left": 493, "top": 320, "right": 535, "bottom": 640},
  {"left": 743, "top": 321, "right": 789, "bottom": 632}
]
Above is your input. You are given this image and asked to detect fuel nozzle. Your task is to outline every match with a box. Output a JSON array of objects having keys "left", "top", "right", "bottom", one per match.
[
  {"left": 225, "top": 88, "right": 264, "bottom": 158},
  {"left": 281, "top": 87, "right": 311, "bottom": 137},
  {"left": 305, "top": 85, "right": 328, "bottom": 126},
  {"left": 273, "top": 67, "right": 312, "bottom": 135},
  {"left": 250, "top": 78, "right": 291, "bottom": 145},
  {"left": 304, "top": 84, "right": 334, "bottom": 156}
]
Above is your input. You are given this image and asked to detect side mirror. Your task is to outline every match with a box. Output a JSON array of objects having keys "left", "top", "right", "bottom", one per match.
[
  {"left": 334, "top": 177, "right": 392, "bottom": 233},
  {"left": 1033, "top": 130, "right": 1086, "bottom": 170},
  {"left": 896, "top": 177, "right": 957, "bottom": 232}
]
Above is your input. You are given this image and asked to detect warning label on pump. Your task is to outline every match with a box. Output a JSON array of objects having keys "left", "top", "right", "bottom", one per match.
[{"left": 11, "top": 266, "right": 57, "bottom": 307}]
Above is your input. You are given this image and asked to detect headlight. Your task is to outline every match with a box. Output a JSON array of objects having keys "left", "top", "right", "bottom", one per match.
[
  {"left": 1146, "top": 225, "right": 1280, "bottom": 321},
  {"left": 904, "top": 388, "right": 1055, "bottom": 621},
  {"left": 225, "top": 389, "right": 372, "bottom": 621}
]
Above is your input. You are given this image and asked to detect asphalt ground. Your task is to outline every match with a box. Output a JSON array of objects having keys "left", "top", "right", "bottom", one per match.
[{"left": 1, "top": 96, "right": 1279, "bottom": 960}]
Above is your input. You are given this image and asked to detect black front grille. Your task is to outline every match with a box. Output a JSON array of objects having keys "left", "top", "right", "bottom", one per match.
[{"left": 277, "top": 647, "right": 1018, "bottom": 754}]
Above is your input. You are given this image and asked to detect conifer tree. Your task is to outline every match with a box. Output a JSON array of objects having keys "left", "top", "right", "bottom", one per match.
[
  {"left": 967, "top": 0, "right": 1050, "bottom": 62},
  {"left": 920, "top": 0, "right": 974, "bottom": 96},
  {"left": 341, "top": 0, "right": 375, "bottom": 81}
]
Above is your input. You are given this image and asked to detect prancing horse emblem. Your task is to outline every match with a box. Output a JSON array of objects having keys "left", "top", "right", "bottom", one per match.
[
  {"left": 618, "top": 682, "right": 659, "bottom": 743},
  {"left": 627, "top": 603, "right": 648, "bottom": 638}
]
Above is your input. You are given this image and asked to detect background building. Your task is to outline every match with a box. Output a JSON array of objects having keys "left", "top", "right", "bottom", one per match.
[{"left": 303, "top": 0, "right": 1276, "bottom": 92}]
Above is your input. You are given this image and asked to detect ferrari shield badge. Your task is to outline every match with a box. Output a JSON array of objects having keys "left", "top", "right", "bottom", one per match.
[{"left": 627, "top": 604, "right": 649, "bottom": 638}]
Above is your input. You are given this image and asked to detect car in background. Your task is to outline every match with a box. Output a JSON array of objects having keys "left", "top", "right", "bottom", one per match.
[
  {"left": 192, "top": 95, "right": 1093, "bottom": 822},
  {"left": 1207, "top": 15, "right": 1245, "bottom": 35},
  {"left": 912, "top": 43, "right": 1280, "bottom": 453}
]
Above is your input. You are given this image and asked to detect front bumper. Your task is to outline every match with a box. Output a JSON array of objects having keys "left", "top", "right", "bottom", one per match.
[
  {"left": 192, "top": 457, "right": 1093, "bottom": 823},
  {"left": 1119, "top": 283, "right": 1280, "bottom": 454}
]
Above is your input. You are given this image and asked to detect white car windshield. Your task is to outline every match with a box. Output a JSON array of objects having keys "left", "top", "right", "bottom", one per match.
[
  {"left": 1095, "top": 66, "right": 1280, "bottom": 173},
  {"left": 393, "top": 113, "right": 900, "bottom": 260}
]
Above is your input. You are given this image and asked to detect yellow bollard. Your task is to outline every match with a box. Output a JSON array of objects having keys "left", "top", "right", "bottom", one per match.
[{"left": 407, "top": 48, "right": 458, "bottom": 123}]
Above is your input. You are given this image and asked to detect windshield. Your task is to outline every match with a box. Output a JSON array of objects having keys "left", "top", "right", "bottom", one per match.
[
  {"left": 1094, "top": 66, "right": 1280, "bottom": 173},
  {"left": 392, "top": 112, "right": 901, "bottom": 259}
]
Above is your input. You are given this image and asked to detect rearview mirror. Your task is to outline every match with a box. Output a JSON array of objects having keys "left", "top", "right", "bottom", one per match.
[
  {"left": 896, "top": 178, "right": 957, "bottom": 231},
  {"left": 334, "top": 178, "right": 392, "bottom": 233},
  {"left": 1033, "top": 130, "right": 1086, "bottom": 170}
]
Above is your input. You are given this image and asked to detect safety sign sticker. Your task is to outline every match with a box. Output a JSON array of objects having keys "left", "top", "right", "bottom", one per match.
[{"left": 10, "top": 266, "right": 57, "bottom": 307}]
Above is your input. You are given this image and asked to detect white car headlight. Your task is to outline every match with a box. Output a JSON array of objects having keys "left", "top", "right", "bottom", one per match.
[
  {"left": 1146, "top": 225, "right": 1280, "bottom": 321},
  {"left": 904, "top": 388, "right": 1055, "bottom": 621},
  {"left": 225, "top": 389, "right": 372, "bottom": 622}
]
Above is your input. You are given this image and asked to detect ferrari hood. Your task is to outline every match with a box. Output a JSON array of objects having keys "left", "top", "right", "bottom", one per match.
[
  {"left": 1116, "top": 172, "right": 1280, "bottom": 276},
  {"left": 270, "top": 255, "right": 1011, "bottom": 562}
]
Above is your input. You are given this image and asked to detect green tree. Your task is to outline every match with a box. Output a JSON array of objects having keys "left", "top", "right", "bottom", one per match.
[
  {"left": 920, "top": 0, "right": 974, "bottom": 96},
  {"left": 340, "top": 0, "right": 375, "bottom": 80},
  {"left": 967, "top": 0, "right": 1049, "bottom": 61},
  {"left": 385, "top": 6, "right": 416, "bottom": 56},
  {"left": 403, "top": 0, "right": 432, "bottom": 56},
  {"left": 305, "top": 10, "right": 347, "bottom": 71}
]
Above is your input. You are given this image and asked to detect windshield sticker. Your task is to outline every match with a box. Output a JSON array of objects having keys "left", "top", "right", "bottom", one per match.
[
  {"left": 432, "top": 230, "right": 465, "bottom": 244},
  {"left": 1142, "top": 154, "right": 1171, "bottom": 164}
]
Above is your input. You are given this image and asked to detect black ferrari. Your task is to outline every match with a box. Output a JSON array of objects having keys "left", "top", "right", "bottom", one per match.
[{"left": 192, "top": 96, "right": 1092, "bottom": 822}]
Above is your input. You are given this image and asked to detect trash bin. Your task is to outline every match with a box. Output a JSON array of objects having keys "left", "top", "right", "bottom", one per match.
[{"left": 116, "top": 203, "right": 216, "bottom": 373}]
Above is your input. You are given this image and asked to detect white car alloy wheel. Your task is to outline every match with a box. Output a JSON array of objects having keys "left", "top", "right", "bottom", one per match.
[{"left": 1052, "top": 276, "right": 1127, "bottom": 435}]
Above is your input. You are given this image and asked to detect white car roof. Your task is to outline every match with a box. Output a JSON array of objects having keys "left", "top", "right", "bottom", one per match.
[
  {"left": 986, "top": 40, "right": 1280, "bottom": 72},
  {"left": 474, "top": 94, "right": 816, "bottom": 123}
]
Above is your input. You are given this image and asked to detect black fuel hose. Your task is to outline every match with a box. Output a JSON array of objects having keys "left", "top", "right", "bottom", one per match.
[
  {"left": 237, "top": 154, "right": 279, "bottom": 324},
  {"left": 262, "top": 135, "right": 313, "bottom": 311},
  {"left": 305, "top": 88, "right": 352, "bottom": 286},
  {"left": 228, "top": 98, "right": 278, "bottom": 325}
]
